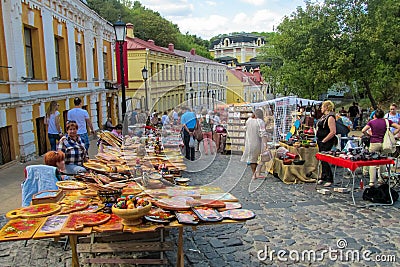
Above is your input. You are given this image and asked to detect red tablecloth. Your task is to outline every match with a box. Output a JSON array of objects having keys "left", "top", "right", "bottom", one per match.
[{"left": 315, "top": 153, "right": 394, "bottom": 172}]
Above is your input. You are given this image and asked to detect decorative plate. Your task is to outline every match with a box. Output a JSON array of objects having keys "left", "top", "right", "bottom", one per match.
[
  {"left": 56, "top": 181, "right": 87, "bottom": 190},
  {"left": 220, "top": 209, "right": 256, "bottom": 220},
  {"left": 6, "top": 203, "right": 61, "bottom": 219}
]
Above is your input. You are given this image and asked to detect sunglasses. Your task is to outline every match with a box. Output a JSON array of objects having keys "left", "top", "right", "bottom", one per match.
[{"left": 67, "top": 120, "right": 76, "bottom": 124}]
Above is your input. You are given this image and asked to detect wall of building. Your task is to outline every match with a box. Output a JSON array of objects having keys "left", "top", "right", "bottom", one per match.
[{"left": 0, "top": 0, "right": 117, "bottom": 163}]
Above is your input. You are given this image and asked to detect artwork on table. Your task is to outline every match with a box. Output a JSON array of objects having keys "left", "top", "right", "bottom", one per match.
[
  {"left": 6, "top": 203, "right": 61, "bottom": 219},
  {"left": 200, "top": 193, "right": 238, "bottom": 202},
  {"left": 93, "top": 214, "right": 123, "bottom": 232},
  {"left": 63, "top": 212, "right": 111, "bottom": 232},
  {"left": 220, "top": 209, "right": 256, "bottom": 220},
  {"left": 0, "top": 218, "right": 44, "bottom": 241},
  {"left": 39, "top": 215, "right": 69, "bottom": 233},
  {"left": 56, "top": 181, "right": 87, "bottom": 190}
]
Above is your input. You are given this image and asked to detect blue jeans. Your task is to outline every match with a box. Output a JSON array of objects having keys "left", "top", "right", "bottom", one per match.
[
  {"left": 65, "top": 164, "right": 87, "bottom": 175},
  {"left": 79, "top": 133, "right": 90, "bottom": 151},
  {"left": 48, "top": 133, "right": 60, "bottom": 151}
]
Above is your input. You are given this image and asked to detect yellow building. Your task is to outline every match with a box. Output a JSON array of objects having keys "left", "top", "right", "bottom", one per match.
[
  {"left": 0, "top": 0, "right": 116, "bottom": 164},
  {"left": 210, "top": 33, "right": 265, "bottom": 65},
  {"left": 226, "top": 68, "right": 268, "bottom": 104},
  {"left": 123, "top": 24, "right": 186, "bottom": 114}
]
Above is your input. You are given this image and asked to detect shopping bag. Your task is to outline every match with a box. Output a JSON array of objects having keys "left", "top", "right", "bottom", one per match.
[
  {"left": 382, "top": 119, "right": 396, "bottom": 154},
  {"left": 189, "top": 136, "right": 195, "bottom": 148}
]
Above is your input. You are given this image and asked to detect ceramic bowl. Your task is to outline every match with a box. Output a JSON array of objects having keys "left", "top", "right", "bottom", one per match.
[{"left": 112, "top": 201, "right": 151, "bottom": 225}]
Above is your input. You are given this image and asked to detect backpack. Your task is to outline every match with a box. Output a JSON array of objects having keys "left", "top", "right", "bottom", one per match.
[
  {"left": 336, "top": 118, "right": 350, "bottom": 135},
  {"left": 362, "top": 184, "right": 399, "bottom": 204}
]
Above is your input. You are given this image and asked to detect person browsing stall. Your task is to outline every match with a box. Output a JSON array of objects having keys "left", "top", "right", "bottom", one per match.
[
  {"left": 316, "top": 100, "right": 337, "bottom": 187},
  {"left": 181, "top": 106, "right": 197, "bottom": 161},
  {"left": 67, "top": 97, "right": 94, "bottom": 151},
  {"left": 362, "top": 109, "right": 400, "bottom": 187},
  {"left": 111, "top": 124, "right": 123, "bottom": 139},
  {"left": 57, "top": 121, "right": 87, "bottom": 174},
  {"left": 384, "top": 103, "right": 400, "bottom": 136},
  {"left": 241, "top": 109, "right": 266, "bottom": 178},
  {"left": 45, "top": 101, "right": 63, "bottom": 151}
]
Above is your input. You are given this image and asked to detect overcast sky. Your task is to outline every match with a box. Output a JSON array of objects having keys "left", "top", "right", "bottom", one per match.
[{"left": 138, "top": 0, "right": 306, "bottom": 39}]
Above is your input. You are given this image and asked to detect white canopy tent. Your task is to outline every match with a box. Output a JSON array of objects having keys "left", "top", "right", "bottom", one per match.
[{"left": 246, "top": 96, "right": 322, "bottom": 143}]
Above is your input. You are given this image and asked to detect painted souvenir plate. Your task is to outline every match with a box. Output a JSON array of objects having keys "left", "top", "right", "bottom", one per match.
[
  {"left": 220, "top": 209, "right": 256, "bottom": 220},
  {"left": 56, "top": 181, "right": 87, "bottom": 190}
]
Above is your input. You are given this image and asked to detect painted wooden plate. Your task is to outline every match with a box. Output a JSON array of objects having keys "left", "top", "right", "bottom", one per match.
[
  {"left": 220, "top": 209, "right": 256, "bottom": 220},
  {"left": 6, "top": 203, "right": 61, "bottom": 219},
  {"left": 56, "top": 181, "right": 87, "bottom": 190}
]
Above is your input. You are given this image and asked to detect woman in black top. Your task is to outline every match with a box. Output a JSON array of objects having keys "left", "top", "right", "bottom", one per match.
[{"left": 316, "top": 100, "right": 337, "bottom": 187}]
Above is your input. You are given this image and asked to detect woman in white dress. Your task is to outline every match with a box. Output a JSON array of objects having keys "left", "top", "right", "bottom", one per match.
[{"left": 241, "top": 109, "right": 265, "bottom": 177}]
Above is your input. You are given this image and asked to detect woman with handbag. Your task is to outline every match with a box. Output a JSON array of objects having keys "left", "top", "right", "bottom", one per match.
[
  {"left": 199, "top": 110, "right": 214, "bottom": 155},
  {"left": 316, "top": 100, "right": 337, "bottom": 187},
  {"left": 361, "top": 109, "right": 400, "bottom": 187},
  {"left": 241, "top": 109, "right": 265, "bottom": 178}
]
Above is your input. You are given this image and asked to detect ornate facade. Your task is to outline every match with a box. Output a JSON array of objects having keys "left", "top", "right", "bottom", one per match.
[{"left": 0, "top": 0, "right": 116, "bottom": 163}]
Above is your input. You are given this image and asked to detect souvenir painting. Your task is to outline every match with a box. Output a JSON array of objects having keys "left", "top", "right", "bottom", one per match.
[
  {"left": 174, "top": 211, "right": 198, "bottom": 225},
  {"left": 0, "top": 218, "right": 44, "bottom": 241},
  {"left": 192, "top": 208, "right": 223, "bottom": 222}
]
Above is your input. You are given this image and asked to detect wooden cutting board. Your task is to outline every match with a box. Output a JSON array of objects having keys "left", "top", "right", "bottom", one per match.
[
  {"left": 153, "top": 199, "right": 191, "bottom": 211},
  {"left": 93, "top": 214, "right": 123, "bottom": 233},
  {"left": 6, "top": 203, "right": 61, "bottom": 219},
  {"left": 186, "top": 199, "right": 226, "bottom": 208},
  {"left": 60, "top": 212, "right": 111, "bottom": 234},
  {"left": 0, "top": 218, "right": 44, "bottom": 241}
]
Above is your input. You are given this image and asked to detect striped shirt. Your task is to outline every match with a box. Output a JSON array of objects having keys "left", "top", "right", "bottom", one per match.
[{"left": 57, "top": 135, "right": 87, "bottom": 166}]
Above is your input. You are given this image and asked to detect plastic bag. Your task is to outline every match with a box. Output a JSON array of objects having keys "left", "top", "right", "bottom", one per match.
[{"left": 189, "top": 136, "right": 195, "bottom": 148}]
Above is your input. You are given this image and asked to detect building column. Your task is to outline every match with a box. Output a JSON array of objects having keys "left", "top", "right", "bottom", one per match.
[
  {"left": 16, "top": 106, "right": 36, "bottom": 162},
  {"left": 89, "top": 94, "right": 99, "bottom": 131}
]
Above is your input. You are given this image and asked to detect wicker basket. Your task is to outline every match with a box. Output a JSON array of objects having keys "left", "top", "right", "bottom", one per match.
[{"left": 112, "top": 201, "right": 151, "bottom": 225}]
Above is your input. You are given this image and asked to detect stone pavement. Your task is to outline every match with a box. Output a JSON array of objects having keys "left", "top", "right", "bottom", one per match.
[{"left": 1, "top": 146, "right": 399, "bottom": 266}]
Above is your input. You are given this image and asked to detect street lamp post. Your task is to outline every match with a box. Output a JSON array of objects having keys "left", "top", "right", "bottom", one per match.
[
  {"left": 141, "top": 66, "right": 149, "bottom": 111},
  {"left": 113, "top": 19, "right": 127, "bottom": 121}
]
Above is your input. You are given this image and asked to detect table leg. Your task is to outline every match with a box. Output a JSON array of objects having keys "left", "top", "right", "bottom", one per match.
[
  {"left": 351, "top": 171, "right": 356, "bottom": 206},
  {"left": 69, "top": 235, "right": 79, "bottom": 267},
  {"left": 176, "top": 226, "right": 184, "bottom": 267}
]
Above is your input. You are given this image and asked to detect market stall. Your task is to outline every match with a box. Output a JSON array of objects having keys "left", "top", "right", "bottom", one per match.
[
  {"left": 271, "top": 141, "right": 318, "bottom": 184},
  {"left": 0, "top": 127, "right": 255, "bottom": 266}
]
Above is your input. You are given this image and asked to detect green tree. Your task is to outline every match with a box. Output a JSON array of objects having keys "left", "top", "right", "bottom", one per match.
[{"left": 260, "top": 0, "right": 400, "bottom": 107}]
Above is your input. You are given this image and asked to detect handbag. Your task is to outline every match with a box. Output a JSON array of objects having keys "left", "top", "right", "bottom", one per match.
[
  {"left": 259, "top": 150, "right": 273, "bottom": 162},
  {"left": 194, "top": 121, "right": 203, "bottom": 142},
  {"left": 382, "top": 119, "right": 396, "bottom": 154}
]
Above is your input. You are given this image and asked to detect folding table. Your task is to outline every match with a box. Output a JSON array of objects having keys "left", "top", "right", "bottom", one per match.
[{"left": 315, "top": 153, "right": 395, "bottom": 206}]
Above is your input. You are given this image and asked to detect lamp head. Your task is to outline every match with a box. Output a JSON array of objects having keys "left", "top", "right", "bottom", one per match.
[
  {"left": 113, "top": 19, "right": 126, "bottom": 43},
  {"left": 141, "top": 66, "right": 148, "bottom": 80}
]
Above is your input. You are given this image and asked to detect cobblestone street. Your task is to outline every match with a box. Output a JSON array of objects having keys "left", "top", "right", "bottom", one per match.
[{"left": 0, "top": 152, "right": 399, "bottom": 266}]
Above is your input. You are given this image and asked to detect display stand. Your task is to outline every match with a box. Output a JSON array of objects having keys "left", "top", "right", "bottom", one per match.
[{"left": 226, "top": 106, "right": 253, "bottom": 154}]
